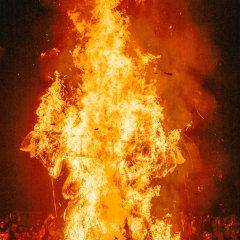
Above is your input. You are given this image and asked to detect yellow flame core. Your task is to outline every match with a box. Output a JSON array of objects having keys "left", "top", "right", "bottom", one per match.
[{"left": 32, "top": 1, "right": 181, "bottom": 239}]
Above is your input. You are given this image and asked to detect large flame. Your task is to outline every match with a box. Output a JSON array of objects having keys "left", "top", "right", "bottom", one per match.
[{"left": 20, "top": 0, "right": 191, "bottom": 239}]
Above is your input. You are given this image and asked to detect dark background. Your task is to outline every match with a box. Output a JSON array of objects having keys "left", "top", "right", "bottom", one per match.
[
  {"left": 0, "top": 0, "right": 240, "bottom": 219},
  {"left": 0, "top": 0, "right": 56, "bottom": 218}
]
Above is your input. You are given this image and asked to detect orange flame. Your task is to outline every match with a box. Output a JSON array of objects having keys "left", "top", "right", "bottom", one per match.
[{"left": 19, "top": 0, "right": 203, "bottom": 239}]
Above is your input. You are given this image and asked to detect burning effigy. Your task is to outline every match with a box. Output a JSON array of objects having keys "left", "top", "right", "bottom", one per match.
[{"left": 20, "top": 0, "right": 218, "bottom": 239}]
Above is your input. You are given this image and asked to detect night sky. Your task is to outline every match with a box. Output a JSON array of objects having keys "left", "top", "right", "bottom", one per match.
[{"left": 0, "top": 0, "right": 240, "bottom": 219}]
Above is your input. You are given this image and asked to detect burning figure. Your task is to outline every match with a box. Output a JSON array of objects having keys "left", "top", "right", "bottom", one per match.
[{"left": 20, "top": 0, "right": 188, "bottom": 239}]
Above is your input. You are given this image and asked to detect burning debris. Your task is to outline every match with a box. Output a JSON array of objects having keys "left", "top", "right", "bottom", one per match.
[{"left": 163, "top": 72, "right": 173, "bottom": 76}]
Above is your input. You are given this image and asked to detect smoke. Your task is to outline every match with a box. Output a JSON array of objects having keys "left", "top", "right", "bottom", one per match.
[
  {"left": 39, "top": 0, "right": 222, "bottom": 218},
  {"left": 121, "top": 0, "right": 221, "bottom": 216}
]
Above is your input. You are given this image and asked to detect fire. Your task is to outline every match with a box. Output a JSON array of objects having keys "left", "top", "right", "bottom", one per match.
[{"left": 20, "top": 0, "right": 187, "bottom": 239}]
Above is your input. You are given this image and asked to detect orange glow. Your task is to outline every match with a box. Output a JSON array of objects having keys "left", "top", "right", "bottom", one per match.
[{"left": 20, "top": 0, "right": 218, "bottom": 239}]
